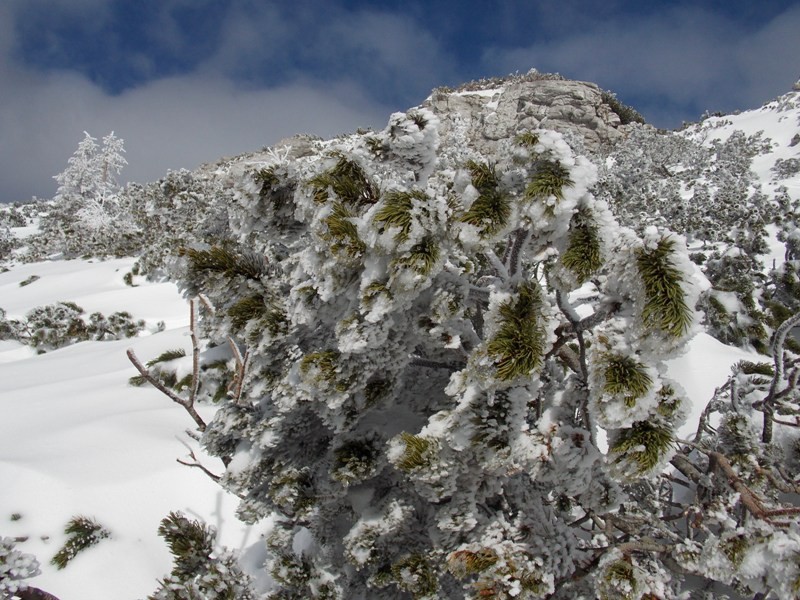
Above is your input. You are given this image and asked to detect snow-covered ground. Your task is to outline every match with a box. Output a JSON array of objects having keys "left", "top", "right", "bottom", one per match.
[{"left": 0, "top": 258, "right": 268, "bottom": 599}]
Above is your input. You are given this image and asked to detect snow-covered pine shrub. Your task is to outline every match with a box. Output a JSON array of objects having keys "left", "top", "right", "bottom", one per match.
[
  {"left": 127, "top": 168, "right": 235, "bottom": 277},
  {"left": 21, "top": 302, "right": 88, "bottom": 351},
  {"left": 142, "top": 108, "right": 759, "bottom": 598},
  {"left": 50, "top": 516, "right": 110, "bottom": 569},
  {"left": 595, "top": 121, "right": 784, "bottom": 352},
  {"left": 147, "top": 511, "right": 257, "bottom": 600},
  {"left": 0, "top": 536, "right": 41, "bottom": 596},
  {"left": 9, "top": 302, "right": 145, "bottom": 351},
  {"left": 87, "top": 311, "right": 145, "bottom": 341},
  {"left": 600, "top": 90, "right": 646, "bottom": 125},
  {"left": 772, "top": 157, "right": 800, "bottom": 181},
  {"left": 0, "top": 223, "right": 15, "bottom": 261}
]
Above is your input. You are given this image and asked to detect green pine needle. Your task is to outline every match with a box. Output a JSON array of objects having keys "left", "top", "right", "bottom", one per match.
[
  {"left": 309, "top": 155, "right": 377, "bottom": 206},
  {"left": 610, "top": 421, "right": 673, "bottom": 474},
  {"left": 157, "top": 511, "right": 215, "bottom": 580},
  {"left": 460, "top": 161, "right": 511, "bottom": 238},
  {"left": 323, "top": 202, "right": 366, "bottom": 259},
  {"left": 228, "top": 296, "right": 268, "bottom": 330},
  {"left": 373, "top": 190, "right": 428, "bottom": 243},
  {"left": 51, "top": 516, "right": 110, "bottom": 570},
  {"left": 332, "top": 440, "right": 377, "bottom": 485},
  {"left": 393, "top": 237, "right": 440, "bottom": 276},
  {"left": 515, "top": 132, "right": 540, "bottom": 148},
  {"left": 146, "top": 348, "right": 186, "bottom": 367},
  {"left": 602, "top": 354, "right": 653, "bottom": 407},
  {"left": 525, "top": 159, "right": 573, "bottom": 202},
  {"left": 636, "top": 238, "right": 693, "bottom": 338},
  {"left": 487, "top": 283, "right": 545, "bottom": 380},
  {"left": 391, "top": 554, "right": 439, "bottom": 596},
  {"left": 447, "top": 548, "right": 499, "bottom": 577},
  {"left": 181, "top": 246, "right": 266, "bottom": 280},
  {"left": 561, "top": 207, "right": 602, "bottom": 283},
  {"left": 396, "top": 432, "right": 436, "bottom": 471},
  {"left": 599, "top": 559, "right": 639, "bottom": 600}
]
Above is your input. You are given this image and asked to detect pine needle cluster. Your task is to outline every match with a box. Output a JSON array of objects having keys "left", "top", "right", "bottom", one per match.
[
  {"left": 51, "top": 516, "right": 110, "bottom": 569},
  {"left": 396, "top": 432, "right": 436, "bottom": 471},
  {"left": 158, "top": 512, "right": 215, "bottom": 580},
  {"left": 602, "top": 354, "right": 653, "bottom": 407},
  {"left": 146, "top": 348, "right": 187, "bottom": 367},
  {"left": 322, "top": 202, "right": 367, "bottom": 259},
  {"left": 332, "top": 439, "right": 378, "bottom": 485},
  {"left": 181, "top": 246, "right": 266, "bottom": 280},
  {"left": 300, "top": 350, "right": 352, "bottom": 391},
  {"left": 374, "top": 190, "right": 428, "bottom": 243},
  {"left": 253, "top": 166, "right": 280, "bottom": 200},
  {"left": 561, "top": 207, "right": 603, "bottom": 283},
  {"left": 309, "top": 155, "right": 377, "bottom": 206},
  {"left": 447, "top": 548, "right": 499, "bottom": 577},
  {"left": 460, "top": 160, "right": 511, "bottom": 238},
  {"left": 525, "top": 159, "right": 573, "bottom": 203},
  {"left": 636, "top": 238, "right": 692, "bottom": 337},
  {"left": 598, "top": 559, "right": 639, "bottom": 600},
  {"left": 228, "top": 296, "right": 288, "bottom": 338},
  {"left": 393, "top": 236, "right": 440, "bottom": 275},
  {"left": 610, "top": 421, "right": 673, "bottom": 474},
  {"left": 149, "top": 512, "right": 258, "bottom": 600},
  {"left": 515, "top": 132, "right": 540, "bottom": 148},
  {"left": 390, "top": 554, "right": 439, "bottom": 597},
  {"left": 487, "top": 283, "right": 545, "bottom": 380}
]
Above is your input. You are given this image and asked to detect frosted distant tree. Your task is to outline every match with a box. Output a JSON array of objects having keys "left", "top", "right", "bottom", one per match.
[
  {"left": 32, "top": 131, "right": 138, "bottom": 258},
  {"left": 136, "top": 107, "right": 800, "bottom": 598}
]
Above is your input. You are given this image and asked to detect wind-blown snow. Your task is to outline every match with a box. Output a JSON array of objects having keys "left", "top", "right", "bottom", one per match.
[{"left": 0, "top": 260, "right": 268, "bottom": 599}]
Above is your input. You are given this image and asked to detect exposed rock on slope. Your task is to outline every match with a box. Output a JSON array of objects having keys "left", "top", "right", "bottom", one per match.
[{"left": 423, "top": 77, "right": 626, "bottom": 154}]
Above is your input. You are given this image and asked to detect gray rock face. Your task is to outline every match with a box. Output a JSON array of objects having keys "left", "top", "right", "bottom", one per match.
[{"left": 423, "top": 79, "right": 624, "bottom": 154}]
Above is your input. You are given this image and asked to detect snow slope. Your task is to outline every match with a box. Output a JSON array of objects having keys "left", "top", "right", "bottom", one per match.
[{"left": 0, "top": 259, "right": 268, "bottom": 599}]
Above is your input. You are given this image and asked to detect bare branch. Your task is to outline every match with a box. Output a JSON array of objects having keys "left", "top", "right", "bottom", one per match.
[
  {"left": 189, "top": 298, "right": 202, "bottom": 405},
  {"left": 176, "top": 449, "right": 221, "bottom": 483},
  {"left": 127, "top": 348, "right": 207, "bottom": 431},
  {"left": 763, "top": 311, "right": 800, "bottom": 442},
  {"left": 227, "top": 337, "right": 250, "bottom": 404}
]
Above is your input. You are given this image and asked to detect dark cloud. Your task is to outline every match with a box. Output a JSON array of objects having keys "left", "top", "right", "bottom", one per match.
[{"left": 481, "top": 4, "right": 800, "bottom": 126}]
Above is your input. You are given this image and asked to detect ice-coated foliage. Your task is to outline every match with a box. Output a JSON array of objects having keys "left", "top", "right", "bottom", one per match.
[
  {"left": 0, "top": 536, "right": 41, "bottom": 595},
  {"left": 148, "top": 511, "right": 257, "bottom": 600},
  {"left": 161, "top": 107, "right": 726, "bottom": 598}
]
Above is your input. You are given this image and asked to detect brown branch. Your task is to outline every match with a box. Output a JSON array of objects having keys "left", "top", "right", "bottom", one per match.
[
  {"left": 127, "top": 348, "right": 206, "bottom": 431},
  {"left": 189, "top": 298, "right": 202, "bottom": 405},
  {"left": 176, "top": 449, "right": 222, "bottom": 483},
  {"left": 227, "top": 337, "right": 250, "bottom": 405},
  {"left": 707, "top": 451, "right": 769, "bottom": 520}
]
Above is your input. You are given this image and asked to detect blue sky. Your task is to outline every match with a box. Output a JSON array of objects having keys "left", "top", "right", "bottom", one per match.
[{"left": 1, "top": 0, "right": 799, "bottom": 203}]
